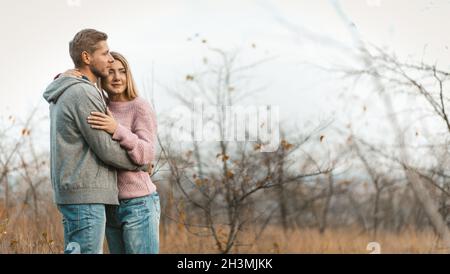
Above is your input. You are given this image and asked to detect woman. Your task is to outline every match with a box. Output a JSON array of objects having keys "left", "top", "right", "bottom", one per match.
[{"left": 67, "top": 52, "right": 160, "bottom": 254}]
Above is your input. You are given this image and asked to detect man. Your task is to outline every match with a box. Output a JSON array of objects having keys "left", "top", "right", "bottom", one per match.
[{"left": 43, "top": 29, "right": 144, "bottom": 254}]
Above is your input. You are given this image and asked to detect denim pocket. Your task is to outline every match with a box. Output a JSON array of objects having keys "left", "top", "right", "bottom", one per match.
[
  {"left": 58, "top": 204, "right": 80, "bottom": 234},
  {"left": 121, "top": 197, "right": 146, "bottom": 207},
  {"left": 151, "top": 192, "right": 160, "bottom": 200},
  {"left": 132, "top": 200, "right": 146, "bottom": 207}
]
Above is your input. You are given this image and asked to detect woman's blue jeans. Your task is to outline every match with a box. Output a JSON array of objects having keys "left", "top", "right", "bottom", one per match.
[{"left": 105, "top": 192, "right": 161, "bottom": 254}]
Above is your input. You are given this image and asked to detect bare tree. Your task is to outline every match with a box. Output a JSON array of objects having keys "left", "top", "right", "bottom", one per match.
[{"left": 156, "top": 45, "right": 333, "bottom": 253}]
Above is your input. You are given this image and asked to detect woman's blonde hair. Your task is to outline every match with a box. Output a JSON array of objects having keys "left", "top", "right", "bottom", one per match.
[{"left": 102, "top": 51, "right": 139, "bottom": 100}]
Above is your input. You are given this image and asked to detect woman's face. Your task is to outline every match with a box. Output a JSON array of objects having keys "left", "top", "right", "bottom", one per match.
[{"left": 103, "top": 59, "right": 127, "bottom": 97}]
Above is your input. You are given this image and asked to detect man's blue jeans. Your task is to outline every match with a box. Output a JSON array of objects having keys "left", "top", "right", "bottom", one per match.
[
  {"left": 57, "top": 204, "right": 106, "bottom": 254},
  {"left": 105, "top": 192, "right": 161, "bottom": 254}
]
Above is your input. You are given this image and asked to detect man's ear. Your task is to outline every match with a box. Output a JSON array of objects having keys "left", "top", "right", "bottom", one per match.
[{"left": 81, "top": 51, "right": 91, "bottom": 65}]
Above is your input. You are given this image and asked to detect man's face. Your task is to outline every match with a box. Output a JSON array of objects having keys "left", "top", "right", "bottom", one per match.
[{"left": 88, "top": 41, "right": 114, "bottom": 78}]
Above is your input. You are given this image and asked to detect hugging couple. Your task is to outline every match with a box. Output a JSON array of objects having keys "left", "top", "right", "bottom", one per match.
[{"left": 43, "top": 29, "right": 160, "bottom": 254}]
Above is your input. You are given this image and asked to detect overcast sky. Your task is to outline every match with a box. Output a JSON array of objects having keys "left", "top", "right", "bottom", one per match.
[{"left": 1, "top": 0, "right": 450, "bottom": 150}]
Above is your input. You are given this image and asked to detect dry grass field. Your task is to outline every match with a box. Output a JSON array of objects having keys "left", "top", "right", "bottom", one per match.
[{"left": 0, "top": 203, "right": 445, "bottom": 254}]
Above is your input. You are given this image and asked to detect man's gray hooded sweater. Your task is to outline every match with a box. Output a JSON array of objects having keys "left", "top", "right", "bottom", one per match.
[{"left": 43, "top": 76, "right": 143, "bottom": 205}]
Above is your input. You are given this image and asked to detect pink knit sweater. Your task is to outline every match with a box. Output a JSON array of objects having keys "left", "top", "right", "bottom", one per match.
[{"left": 108, "top": 97, "right": 157, "bottom": 200}]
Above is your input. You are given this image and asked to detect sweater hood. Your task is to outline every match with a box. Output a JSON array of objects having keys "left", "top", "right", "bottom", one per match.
[{"left": 43, "top": 76, "right": 93, "bottom": 104}]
